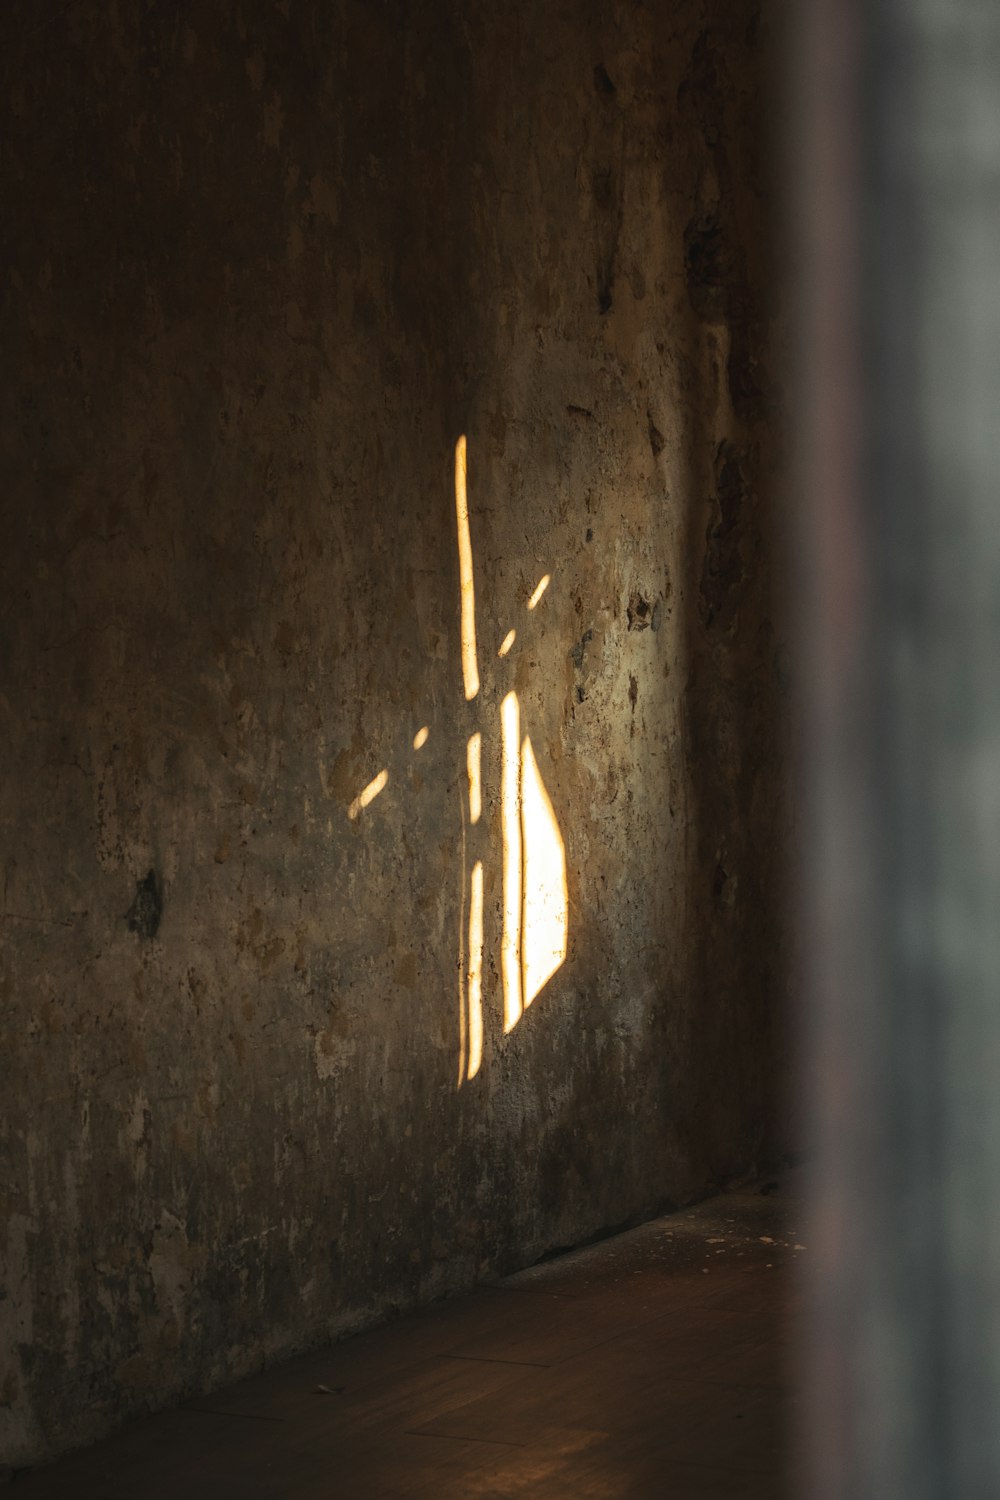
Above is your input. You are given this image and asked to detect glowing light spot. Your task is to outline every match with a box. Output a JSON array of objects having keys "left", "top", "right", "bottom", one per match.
[
  {"left": 498, "top": 628, "right": 516, "bottom": 657},
  {"left": 467, "top": 861, "right": 484, "bottom": 1079},
  {"left": 527, "top": 574, "right": 550, "bottom": 610},
  {"left": 520, "top": 736, "right": 568, "bottom": 1007},
  {"left": 454, "top": 435, "right": 480, "bottom": 701},
  {"left": 347, "top": 769, "right": 388, "bottom": 820},
  {"left": 413, "top": 726, "right": 429, "bottom": 750},
  {"left": 457, "top": 821, "right": 467, "bottom": 1089},
  {"left": 501, "top": 691, "right": 523, "bottom": 1032},
  {"left": 467, "top": 732, "right": 482, "bottom": 826}
]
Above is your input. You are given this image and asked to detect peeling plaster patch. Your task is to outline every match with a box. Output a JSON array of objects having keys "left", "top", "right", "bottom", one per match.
[
  {"left": 1, "top": 1214, "right": 34, "bottom": 1349},
  {"left": 262, "top": 93, "right": 284, "bottom": 150},
  {"left": 627, "top": 594, "right": 653, "bottom": 630},
  {"left": 314, "top": 1025, "right": 354, "bottom": 1082},
  {"left": 308, "top": 172, "right": 339, "bottom": 225},
  {"left": 123, "top": 1091, "right": 151, "bottom": 1183},
  {"left": 569, "top": 630, "right": 593, "bottom": 669},
  {"left": 149, "top": 1209, "right": 196, "bottom": 1332},
  {"left": 0, "top": 1212, "right": 33, "bottom": 1459},
  {"left": 59, "top": 1155, "right": 82, "bottom": 1362}
]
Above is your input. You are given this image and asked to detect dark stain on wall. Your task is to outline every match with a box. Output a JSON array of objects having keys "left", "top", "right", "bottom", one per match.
[
  {"left": 627, "top": 594, "right": 653, "bottom": 632},
  {"left": 680, "top": 27, "right": 773, "bottom": 425},
  {"left": 126, "top": 871, "right": 162, "bottom": 941},
  {"left": 700, "top": 441, "right": 752, "bottom": 632}
]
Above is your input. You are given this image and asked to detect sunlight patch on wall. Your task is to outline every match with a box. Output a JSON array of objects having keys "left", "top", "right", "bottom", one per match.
[
  {"left": 520, "top": 736, "right": 568, "bottom": 1007},
  {"left": 467, "top": 860, "right": 484, "bottom": 1078},
  {"left": 499, "top": 694, "right": 569, "bottom": 1032},
  {"left": 467, "top": 732, "right": 482, "bottom": 825},
  {"left": 457, "top": 803, "right": 468, "bottom": 1089},
  {"left": 343, "top": 436, "right": 568, "bottom": 1086},
  {"left": 501, "top": 690, "right": 523, "bottom": 1033},
  {"left": 454, "top": 435, "right": 480, "bottom": 701},
  {"left": 348, "top": 769, "right": 389, "bottom": 820},
  {"left": 527, "top": 574, "right": 550, "bottom": 609}
]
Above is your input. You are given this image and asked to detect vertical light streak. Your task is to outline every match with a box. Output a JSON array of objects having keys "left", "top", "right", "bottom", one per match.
[
  {"left": 457, "top": 792, "right": 467, "bottom": 1088},
  {"left": 454, "top": 435, "right": 480, "bottom": 701},
  {"left": 520, "top": 736, "right": 569, "bottom": 1007},
  {"left": 498, "top": 629, "right": 516, "bottom": 657},
  {"left": 466, "top": 732, "right": 482, "bottom": 825},
  {"left": 501, "top": 690, "right": 523, "bottom": 1032},
  {"left": 467, "top": 861, "right": 484, "bottom": 1079}
]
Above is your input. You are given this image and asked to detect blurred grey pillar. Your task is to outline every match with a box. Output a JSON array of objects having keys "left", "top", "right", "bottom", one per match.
[{"left": 801, "top": 2, "right": 1000, "bottom": 1497}]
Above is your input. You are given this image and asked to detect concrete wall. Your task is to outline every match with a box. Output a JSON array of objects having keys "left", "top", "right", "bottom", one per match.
[{"left": 0, "top": 0, "right": 789, "bottom": 1469}]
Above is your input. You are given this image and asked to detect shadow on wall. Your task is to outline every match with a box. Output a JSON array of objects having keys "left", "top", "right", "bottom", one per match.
[
  {"left": 673, "top": 19, "right": 788, "bottom": 1180},
  {"left": 345, "top": 435, "right": 569, "bottom": 1087}
]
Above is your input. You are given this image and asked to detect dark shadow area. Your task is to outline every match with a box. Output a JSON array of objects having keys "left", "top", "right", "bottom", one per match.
[
  {"left": 673, "top": 7, "right": 793, "bottom": 1188},
  {"left": 0, "top": 0, "right": 791, "bottom": 1476}
]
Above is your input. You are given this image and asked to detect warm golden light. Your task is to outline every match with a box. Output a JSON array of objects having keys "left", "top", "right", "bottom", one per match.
[
  {"left": 467, "top": 861, "right": 484, "bottom": 1079},
  {"left": 466, "top": 732, "right": 482, "bottom": 825},
  {"left": 337, "top": 438, "right": 570, "bottom": 1095},
  {"left": 454, "top": 436, "right": 480, "bottom": 701},
  {"left": 520, "top": 736, "right": 568, "bottom": 1006},
  {"left": 527, "top": 574, "right": 550, "bottom": 610},
  {"left": 348, "top": 769, "right": 389, "bottom": 820},
  {"left": 501, "top": 691, "right": 523, "bottom": 1032},
  {"left": 457, "top": 818, "right": 467, "bottom": 1089}
]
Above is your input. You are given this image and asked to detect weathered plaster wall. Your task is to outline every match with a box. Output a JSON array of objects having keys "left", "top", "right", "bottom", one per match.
[{"left": 0, "top": 0, "right": 789, "bottom": 1470}]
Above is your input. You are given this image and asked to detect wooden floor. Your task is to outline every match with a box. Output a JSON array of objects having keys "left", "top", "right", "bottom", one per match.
[{"left": 12, "top": 1178, "right": 802, "bottom": 1498}]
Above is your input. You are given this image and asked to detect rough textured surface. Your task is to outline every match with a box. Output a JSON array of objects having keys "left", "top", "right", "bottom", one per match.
[
  {"left": 0, "top": 0, "right": 788, "bottom": 1470},
  {"left": 8, "top": 1177, "right": 803, "bottom": 1497}
]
